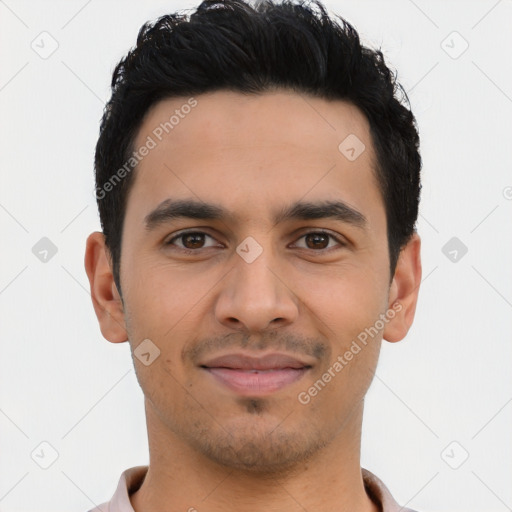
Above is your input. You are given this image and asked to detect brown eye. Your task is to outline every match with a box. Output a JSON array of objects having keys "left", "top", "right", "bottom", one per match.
[
  {"left": 181, "top": 233, "right": 206, "bottom": 249},
  {"left": 166, "top": 231, "right": 218, "bottom": 251},
  {"left": 304, "top": 233, "right": 330, "bottom": 249},
  {"left": 293, "top": 231, "right": 345, "bottom": 251}
]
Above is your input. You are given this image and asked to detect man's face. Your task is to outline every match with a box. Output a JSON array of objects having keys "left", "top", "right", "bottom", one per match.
[{"left": 118, "top": 90, "right": 394, "bottom": 472}]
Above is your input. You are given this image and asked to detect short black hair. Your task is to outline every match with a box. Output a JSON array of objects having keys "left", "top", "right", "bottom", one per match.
[{"left": 94, "top": 0, "right": 421, "bottom": 295}]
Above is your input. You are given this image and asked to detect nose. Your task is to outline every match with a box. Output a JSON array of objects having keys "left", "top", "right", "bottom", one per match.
[{"left": 214, "top": 247, "right": 299, "bottom": 334}]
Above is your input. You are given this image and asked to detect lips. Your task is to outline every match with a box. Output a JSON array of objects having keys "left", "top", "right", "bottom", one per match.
[
  {"left": 200, "top": 353, "right": 312, "bottom": 395},
  {"left": 200, "top": 353, "right": 312, "bottom": 371}
]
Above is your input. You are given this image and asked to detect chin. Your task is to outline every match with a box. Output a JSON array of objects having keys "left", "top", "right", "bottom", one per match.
[{"left": 186, "top": 419, "right": 328, "bottom": 475}]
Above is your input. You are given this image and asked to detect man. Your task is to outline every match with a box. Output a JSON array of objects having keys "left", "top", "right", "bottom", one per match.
[{"left": 84, "top": 0, "right": 422, "bottom": 510}]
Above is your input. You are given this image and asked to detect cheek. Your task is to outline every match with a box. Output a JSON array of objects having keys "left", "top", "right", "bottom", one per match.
[
  {"left": 122, "top": 261, "right": 218, "bottom": 375},
  {"left": 300, "top": 264, "right": 388, "bottom": 340},
  {"left": 296, "top": 266, "right": 386, "bottom": 400},
  {"left": 124, "top": 257, "right": 209, "bottom": 325},
  {"left": 123, "top": 283, "right": 192, "bottom": 413}
]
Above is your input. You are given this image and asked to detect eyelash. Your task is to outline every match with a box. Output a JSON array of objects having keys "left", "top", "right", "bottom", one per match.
[{"left": 164, "top": 230, "right": 346, "bottom": 254}]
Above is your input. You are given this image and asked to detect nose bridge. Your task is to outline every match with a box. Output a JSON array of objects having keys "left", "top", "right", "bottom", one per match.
[
  {"left": 214, "top": 236, "right": 298, "bottom": 331},
  {"left": 234, "top": 242, "right": 279, "bottom": 298}
]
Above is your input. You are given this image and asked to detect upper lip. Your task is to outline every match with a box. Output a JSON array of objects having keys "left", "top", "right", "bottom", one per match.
[{"left": 200, "top": 352, "right": 313, "bottom": 371}]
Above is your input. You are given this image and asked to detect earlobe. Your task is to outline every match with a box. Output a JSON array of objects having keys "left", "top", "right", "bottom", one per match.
[
  {"left": 84, "top": 231, "right": 128, "bottom": 343},
  {"left": 383, "top": 233, "right": 422, "bottom": 343}
]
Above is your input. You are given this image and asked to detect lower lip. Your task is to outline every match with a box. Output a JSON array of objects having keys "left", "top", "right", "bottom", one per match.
[{"left": 204, "top": 367, "right": 309, "bottom": 395}]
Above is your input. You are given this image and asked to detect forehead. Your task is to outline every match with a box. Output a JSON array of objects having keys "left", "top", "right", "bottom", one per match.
[
  {"left": 127, "top": 90, "right": 383, "bottom": 228},
  {"left": 135, "top": 90, "right": 373, "bottom": 158}
]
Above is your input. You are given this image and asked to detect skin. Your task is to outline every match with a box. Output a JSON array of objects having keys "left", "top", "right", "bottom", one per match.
[{"left": 85, "top": 90, "right": 421, "bottom": 512}]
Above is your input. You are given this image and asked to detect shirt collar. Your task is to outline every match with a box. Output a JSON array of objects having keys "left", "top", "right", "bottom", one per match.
[{"left": 89, "top": 465, "right": 416, "bottom": 512}]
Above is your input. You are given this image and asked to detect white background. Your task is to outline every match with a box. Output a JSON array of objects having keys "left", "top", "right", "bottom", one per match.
[{"left": 1, "top": 1, "right": 511, "bottom": 511}]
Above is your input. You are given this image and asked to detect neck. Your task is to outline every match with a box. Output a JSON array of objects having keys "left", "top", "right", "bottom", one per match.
[{"left": 130, "top": 401, "right": 379, "bottom": 512}]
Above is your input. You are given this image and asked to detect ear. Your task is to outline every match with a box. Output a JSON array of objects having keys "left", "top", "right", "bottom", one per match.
[
  {"left": 84, "top": 231, "right": 128, "bottom": 343},
  {"left": 383, "top": 232, "right": 422, "bottom": 343}
]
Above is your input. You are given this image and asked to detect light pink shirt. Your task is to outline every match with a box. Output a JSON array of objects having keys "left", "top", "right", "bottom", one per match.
[{"left": 87, "top": 466, "right": 419, "bottom": 512}]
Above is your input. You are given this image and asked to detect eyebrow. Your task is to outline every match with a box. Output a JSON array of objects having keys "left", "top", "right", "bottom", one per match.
[{"left": 144, "top": 198, "right": 367, "bottom": 231}]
